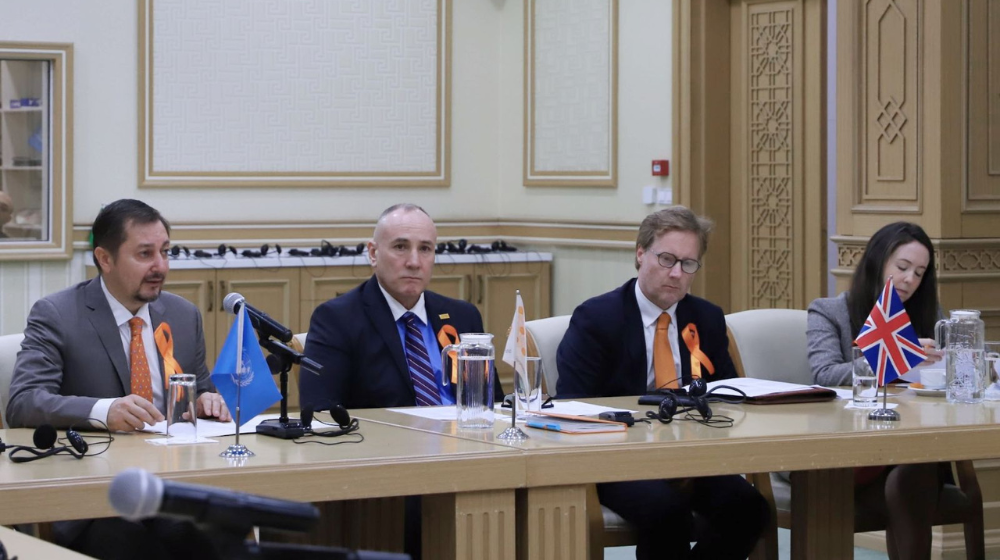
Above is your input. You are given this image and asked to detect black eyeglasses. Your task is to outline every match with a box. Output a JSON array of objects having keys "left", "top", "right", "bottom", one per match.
[{"left": 655, "top": 251, "right": 701, "bottom": 274}]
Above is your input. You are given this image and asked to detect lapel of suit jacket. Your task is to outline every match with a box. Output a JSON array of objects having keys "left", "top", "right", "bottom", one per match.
[
  {"left": 361, "top": 277, "right": 411, "bottom": 388},
  {"left": 84, "top": 278, "right": 131, "bottom": 394},
  {"left": 675, "top": 295, "right": 694, "bottom": 384},
  {"left": 149, "top": 298, "right": 168, "bottom": 391},
  {"left": 622, "top": 279, "right": 648, "bottom": 389}
]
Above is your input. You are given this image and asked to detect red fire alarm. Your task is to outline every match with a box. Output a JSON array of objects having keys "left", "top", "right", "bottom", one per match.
[{"left": 652, "top": 160, "right": 669, "bottom": 176}]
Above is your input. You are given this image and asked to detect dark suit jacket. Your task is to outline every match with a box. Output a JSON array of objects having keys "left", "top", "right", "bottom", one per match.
[
  {"left": 6, "top": 278, "right": 214, "bottom": 428},
  {"left": 302, "top": 275, "right": 505, "bottom": 410},
  {"left": 556, "top": 278, "right": 737, "bottom": 398}
]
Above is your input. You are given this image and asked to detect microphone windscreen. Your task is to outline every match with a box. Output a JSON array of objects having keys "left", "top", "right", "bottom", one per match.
[
  {"left": 330, "top": 404, "right": 351, "bottom": 429},
  {"left": 33, "top": 424, "right": 57, "bottom": 449},
  {"left": 222, "top": 292, "right": 244, "bottom": 315},
  {"left": 109, "top": 468, "right": 164, "bottom": 522}
]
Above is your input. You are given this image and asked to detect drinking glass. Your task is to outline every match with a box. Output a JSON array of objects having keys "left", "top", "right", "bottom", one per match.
[
  {"left": 167, "top": 373, "right": 198, "bottom": 440},
  {"left": 515, "top": 357, "right": 544, "bottom": 419},
  {"left": 984, "top": 341, "right": 1000, "bottom": 401},
  {"left": 853, "top": 347, "right": 878, "bottom": 408}
]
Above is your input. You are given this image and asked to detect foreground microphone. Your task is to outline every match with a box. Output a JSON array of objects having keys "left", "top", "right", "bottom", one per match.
[
  {"left": 223, "top": 292, "right": 293, "bottom": 343},
  {"left": 109, "top": 468, "right": 318, "bottom": 534}
]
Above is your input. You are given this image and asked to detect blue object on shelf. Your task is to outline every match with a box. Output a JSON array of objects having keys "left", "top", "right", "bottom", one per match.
[{"left": 28, "top": 126, "right": 42, "bottom": 153}]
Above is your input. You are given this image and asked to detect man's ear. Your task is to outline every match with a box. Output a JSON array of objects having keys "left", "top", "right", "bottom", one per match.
[
  {"left": 94, "top": 246, "right": 113, "bottom": 274},
  {"left": 366, "top": 240, "right": 377, "bottom": 266}
]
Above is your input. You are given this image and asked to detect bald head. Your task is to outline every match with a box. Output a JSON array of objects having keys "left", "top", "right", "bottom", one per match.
[{"left": 368, "top": 204, "right": 438, "bottom": 309}]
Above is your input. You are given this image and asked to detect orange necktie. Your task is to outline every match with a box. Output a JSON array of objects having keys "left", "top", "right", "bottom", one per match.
[
  {"left": 653, "top": 313, "right": 678, "bottom": 389},
  {"left": 128, "top": 317, "right": 154, "bottom": 403}
]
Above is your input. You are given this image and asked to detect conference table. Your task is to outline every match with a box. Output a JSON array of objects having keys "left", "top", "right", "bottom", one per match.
[
  {"left": 0, "top": 419, "right": 523, "bottom": 559},
  {"left": 353, "top": 391, "right": 1000, "bottom": 560},
  {"left": 1, "top": 392, "right": 998, "bottom": 560}
]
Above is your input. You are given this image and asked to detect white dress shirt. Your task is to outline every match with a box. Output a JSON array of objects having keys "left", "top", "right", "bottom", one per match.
[
  {"left": 89, "top": 278, "right": 165, "bottom": 427},
  {"left": 634, "top": 282, "right": 682, "bottom": 390},
  {"left": 378, "top": 282, "right": 429, "bottom": 326}
]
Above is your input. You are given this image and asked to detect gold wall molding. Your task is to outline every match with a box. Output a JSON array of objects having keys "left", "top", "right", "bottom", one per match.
[
  {"left": 523, "top": 0, "right": 618, "bottom": 187},
  {"left": 138, "top": 0, "right": 451, "bottom": 188},
  {"left": 71, "top": 219, "right": 639, "bottom": 250},
  {"left": 833, "top": 236, "right": 1000, "bottom": 280}
]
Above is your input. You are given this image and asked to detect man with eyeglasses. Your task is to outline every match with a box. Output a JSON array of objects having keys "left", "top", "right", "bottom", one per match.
[{"left": 556, "top": 206, "right": 768, "bottom": 560}]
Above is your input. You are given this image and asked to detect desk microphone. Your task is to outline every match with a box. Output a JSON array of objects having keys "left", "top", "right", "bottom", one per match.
[
  {"left": 222, "top": 292, "right": 293, "bottom": 343},
  {"left": 109, "top": 468, "right": 319, "bottom": 534}
]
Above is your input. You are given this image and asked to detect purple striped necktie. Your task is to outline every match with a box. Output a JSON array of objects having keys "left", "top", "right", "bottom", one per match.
[{"left": 402, "top": 312, "right": 442, "bottom": 406}]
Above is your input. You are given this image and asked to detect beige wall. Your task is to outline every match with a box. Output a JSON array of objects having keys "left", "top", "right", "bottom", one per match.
[
  {"left": 0, "top": 0, "right": 672, "bottom": 334},
  {"left": 498, "top": 0, "right": 673, "bottom": 223}
]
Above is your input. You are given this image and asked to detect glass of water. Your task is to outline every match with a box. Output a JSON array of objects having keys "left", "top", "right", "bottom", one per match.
[
  {"left": 984, "top": 341, "right": 1000, "bottom": 401},
  {"left": 515, "top": 357, "right": 544, "bottom": 419},
  {"left": 853, "top": 347, "right": 878, "bottom": 407},
  {"left": 167, "top": 373, "right": 198, "bottom": 440}
]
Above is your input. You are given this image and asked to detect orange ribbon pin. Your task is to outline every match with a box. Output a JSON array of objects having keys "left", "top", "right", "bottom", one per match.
[
  {"left": 682, "top": 323, "right": 715, "bottom": 378},
  {"left": 155, "top": 323, "right": 184, "bottom": 393},
  {"left": 437, "top": 324, "right": 460, "bottom": 384}
]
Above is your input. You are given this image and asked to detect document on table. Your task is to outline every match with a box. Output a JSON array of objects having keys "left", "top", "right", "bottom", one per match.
[
  {"left": 388, "top": 401, "right": 637, "bottom": 422},
  {"left": 705, "top": 378, "right": 841, "bottom": 399},
  {"left": 141, "top": 414, "right": 274, "bottom": 437}
]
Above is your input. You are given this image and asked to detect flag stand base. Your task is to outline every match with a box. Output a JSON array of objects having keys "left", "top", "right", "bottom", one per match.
[
  {"left": 867, "top": 408, "right": 899, "bottom": 421},
  {"left": 497, "top": 426, "right": 530, "bottom": 441},
  {"left": 867, "top": 385, "right": 899, "bottom": 421},
  {"left": 220, "top": 444, "right": 255, "bottom": 458},
  {"left": 256, "top": 418, "right": 308, "bottom": 439}
]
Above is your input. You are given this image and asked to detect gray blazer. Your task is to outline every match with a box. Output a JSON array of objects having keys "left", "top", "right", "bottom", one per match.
[
  {"left": 806, "top": 293, "right": 867, "bottom": 387},
  {"left": 6, "top": 278, "right": 214, "bottom": 428}
]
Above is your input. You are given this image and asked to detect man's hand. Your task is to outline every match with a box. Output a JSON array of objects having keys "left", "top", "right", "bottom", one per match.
[
  {"left": 196, "top": 392, "right": 232, "bottom": 422},
  {"left": 107, "top": 395, "right": 164, "bottom": 432}
]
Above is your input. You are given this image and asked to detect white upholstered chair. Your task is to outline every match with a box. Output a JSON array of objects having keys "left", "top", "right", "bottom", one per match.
[
  {"left": 725, "top": 309, "right": 984, "bottom": 559},
  {"left": 0, "top": 333, "right": 25, "bottom": 428}
]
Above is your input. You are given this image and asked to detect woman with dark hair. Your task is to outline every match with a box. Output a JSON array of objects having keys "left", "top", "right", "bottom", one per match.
[{"left": 807, "top": 221, "right": 945, "bottom": 560}]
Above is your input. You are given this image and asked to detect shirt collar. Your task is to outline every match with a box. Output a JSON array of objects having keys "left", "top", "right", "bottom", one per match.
[
  {"left": 377, "top": 281, "right": 428, "bottom": 325},
  {"left": 100, "top": 277, "right": 152, "bottom": 328},
  {"left": 634, "top": 280, "right": 679, "bottom": 329}
]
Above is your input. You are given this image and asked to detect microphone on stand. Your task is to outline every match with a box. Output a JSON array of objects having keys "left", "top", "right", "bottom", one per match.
[
  {"left": 109, "top": 469, "right": 410, "bottom": 559},
  {"left": 109, "top": 468, "right": 318, "bottom": 534},
  {"left": 222, "top": 293, "right": 293, "bottom": 343}
]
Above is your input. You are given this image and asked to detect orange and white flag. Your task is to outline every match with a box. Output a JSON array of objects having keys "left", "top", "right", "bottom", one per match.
[{"left": 502, "top": 291, "right": 527, "bottom": 376}]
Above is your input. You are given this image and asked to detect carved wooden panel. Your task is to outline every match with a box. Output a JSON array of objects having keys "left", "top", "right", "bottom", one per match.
[
  {"left": 966, "top": 0, "right": 1000, "bottom": 210},
  {"left": 862, "top": 0, "right": 920, "bottom": 207},
  {"left": 747, "top": 3, "right": 796, "bottom": 308}
]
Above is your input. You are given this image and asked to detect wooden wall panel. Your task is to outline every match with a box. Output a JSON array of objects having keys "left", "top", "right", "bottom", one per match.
[
  {"left": 966, "top": 0, "right": 1000, "bottom": 212},
  {"left": 724, "top": 0, "right": 825, "bottom": 311},
  {"left": 862, "top": 0, "right": 920, "bottom": 208}
]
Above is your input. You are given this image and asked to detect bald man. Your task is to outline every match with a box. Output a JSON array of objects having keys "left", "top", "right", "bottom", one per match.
[{"left": 301, "top": 203, "right": 505, "bottom": 411}]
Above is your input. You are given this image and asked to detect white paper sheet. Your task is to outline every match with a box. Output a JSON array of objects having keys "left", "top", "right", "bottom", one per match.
[
  {"left": 141, "top": 414, "right": 273, "bottom": 437},
  {"left": 388, "top": 401, "right": 636, "bottom": 422},
  {"left": 386, "top": 406, "right": 460, "bottom": 421},
  {"left": 705, "top": 378, "right": 830, "bottom": 398},
  {"left": 146, "top": 436, "right": 219, "bottom": 446}
]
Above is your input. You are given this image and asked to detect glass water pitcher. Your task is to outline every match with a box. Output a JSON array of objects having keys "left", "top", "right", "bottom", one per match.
[
  {"left": 441, "top": 333, "right": 496, "bottom": 429},
  {"left": 935, "top": 310, "right": 986, "bottom": 404}
]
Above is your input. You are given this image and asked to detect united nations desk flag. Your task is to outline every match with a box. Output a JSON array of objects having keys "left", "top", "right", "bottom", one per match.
[
  {"left": 854, "top": 278, "right": 927, "bottom": 387},
  {"left": 211, "top": 307, "right": 281, "bottom": 425}
]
